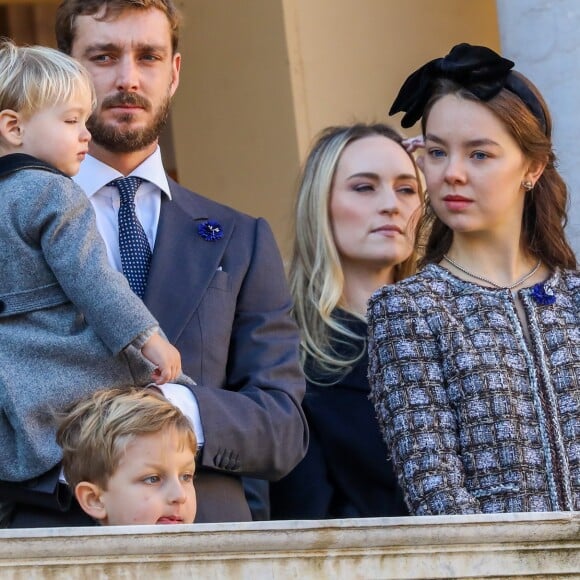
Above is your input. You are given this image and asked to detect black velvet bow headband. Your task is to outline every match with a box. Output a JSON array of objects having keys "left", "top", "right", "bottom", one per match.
[{"left": 389, "top": 43, "right": 547, "bottom": 133}]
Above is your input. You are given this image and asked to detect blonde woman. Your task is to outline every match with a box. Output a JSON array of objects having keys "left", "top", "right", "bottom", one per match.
[{"left": 271, "top": 123, "right": 423, "bottom": 518}]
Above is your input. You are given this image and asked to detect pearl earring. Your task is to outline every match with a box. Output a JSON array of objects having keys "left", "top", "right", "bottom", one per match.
[{"left": 522, "top": 180, "right": 534, "bottom": 191}]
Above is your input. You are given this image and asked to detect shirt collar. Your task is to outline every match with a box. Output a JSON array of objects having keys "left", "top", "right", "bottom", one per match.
[{"left": 74, "top": 146, "right": 172, "bottom": 199}]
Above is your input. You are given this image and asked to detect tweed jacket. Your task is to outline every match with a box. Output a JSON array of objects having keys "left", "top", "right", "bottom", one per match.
[
  {"left": 0, "top": 154, "right": 163, "bottom": 481},
  {"left": 368, "top": 264, "right": 580, "bottom": 515}
]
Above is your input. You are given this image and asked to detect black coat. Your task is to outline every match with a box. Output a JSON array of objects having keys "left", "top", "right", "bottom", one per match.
[{"left": 270, "top": 312, "right": 408, "bottom": 519}]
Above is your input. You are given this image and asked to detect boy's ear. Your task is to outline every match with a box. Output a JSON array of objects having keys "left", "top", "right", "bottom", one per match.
[
  {"left": 0, "top": 109, "right": 23, "bottom": 146},
  {"left": 75, "top": 481, "right": 108, "bottom": 523}
]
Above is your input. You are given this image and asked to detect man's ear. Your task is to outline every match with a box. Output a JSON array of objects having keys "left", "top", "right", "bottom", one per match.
[
  {"left": 75, "top": 481, "right": 108, "bottom": 523},
  {"left": 169, "top": 52, "right": 181, "bottom": 97},
  {"left": 0, "top": 109, "right": 23, "bottom": 146}
]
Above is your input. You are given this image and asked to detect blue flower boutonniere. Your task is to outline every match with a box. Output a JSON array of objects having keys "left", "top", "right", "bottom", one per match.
[
  {"left": 198, "top": 220, "right": 224, "bottom": 241},
  {"left": 530, "top": 282, "right": 556, "bottom": 305}
]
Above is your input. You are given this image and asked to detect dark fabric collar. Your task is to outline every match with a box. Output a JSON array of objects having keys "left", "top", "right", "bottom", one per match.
[
  {"left": 303, "top": 309, "right": 367, "bottom": 389},
  {"left": 0, "top": 154, "right": 69, "bottom": 180}
]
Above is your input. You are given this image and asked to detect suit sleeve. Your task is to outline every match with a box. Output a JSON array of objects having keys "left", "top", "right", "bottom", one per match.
[
  {"left": 191, "top": 218, "right": 308, "bottom": 480},
  {"left": 367, "top": 286, "right": 481, "bottom": 515}
]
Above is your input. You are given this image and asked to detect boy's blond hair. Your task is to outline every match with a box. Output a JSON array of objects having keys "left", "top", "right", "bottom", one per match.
[
  {"left": 0, "top": 37, "right": 95, "bottom": 116},
  {"left": 56, "top": 388, "right": 197, "bottom": 491}
]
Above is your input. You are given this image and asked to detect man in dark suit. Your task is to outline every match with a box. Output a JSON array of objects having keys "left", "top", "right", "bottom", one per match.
[{"left": 31, "top": 0, "right": 307, "bottom": 525}]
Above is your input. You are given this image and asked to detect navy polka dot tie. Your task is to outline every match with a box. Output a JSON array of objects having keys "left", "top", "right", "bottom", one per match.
[{"left": 109, "top": 176, "right": 151, "bottom": 299}]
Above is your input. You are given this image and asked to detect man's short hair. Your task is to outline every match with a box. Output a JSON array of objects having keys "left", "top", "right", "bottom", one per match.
[
  {"left": 55, "top": 0, "right": 182, "bottom": 55},
  {"left": 56, "top": 387, "right": 197, "bottom": 491}
]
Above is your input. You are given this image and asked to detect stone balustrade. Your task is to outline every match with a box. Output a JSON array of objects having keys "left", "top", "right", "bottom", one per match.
[{"left": 0, "top": 511, "right": 578, "bottom": 578}]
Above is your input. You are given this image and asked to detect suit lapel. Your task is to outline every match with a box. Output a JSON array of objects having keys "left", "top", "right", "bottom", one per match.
[{"left": 144, "top": 184, "right": 234, "bottom": 342}]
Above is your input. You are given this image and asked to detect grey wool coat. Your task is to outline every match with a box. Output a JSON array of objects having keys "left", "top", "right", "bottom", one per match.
[{"left": 0, "top": 154, "right": 161, "bottom": 481}]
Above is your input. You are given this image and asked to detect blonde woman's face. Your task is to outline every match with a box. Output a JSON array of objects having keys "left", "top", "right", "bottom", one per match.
[{"left": 329, "top": 135, "right": 421, "bottom": 274}]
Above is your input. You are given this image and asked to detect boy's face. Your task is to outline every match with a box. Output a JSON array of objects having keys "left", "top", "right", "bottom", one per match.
[
  {"left": 89, "top": 427, "right": 197, "bottom": 525},
  {"left": 17, "top": 90, "right": 92, "bottom": 176}
]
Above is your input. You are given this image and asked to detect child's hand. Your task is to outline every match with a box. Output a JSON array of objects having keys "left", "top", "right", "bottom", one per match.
[{"left": 141, "top": 333, "right": 182, "bottom": 385}]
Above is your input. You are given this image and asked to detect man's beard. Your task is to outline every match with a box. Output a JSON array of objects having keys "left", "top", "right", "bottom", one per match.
[{"left": 87, "top": 91, "right": 172, "bottom": 153}]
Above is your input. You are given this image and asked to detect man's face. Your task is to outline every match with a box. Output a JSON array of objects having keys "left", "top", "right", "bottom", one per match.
[{"left": 70, "top": 7, "right": 180, "bottom": 155}]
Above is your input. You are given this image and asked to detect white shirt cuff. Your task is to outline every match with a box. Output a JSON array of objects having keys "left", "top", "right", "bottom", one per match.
[{"left": 158, "top": 383, "right": 205, "bottom": 448}]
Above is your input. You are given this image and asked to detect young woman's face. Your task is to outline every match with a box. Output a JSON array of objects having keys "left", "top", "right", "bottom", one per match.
[
  {"left": 423, "top": 94, "right": 532, "bottom": 240},
  {"left": 329, "top": 135, "right": 421, "bottom": 276}
]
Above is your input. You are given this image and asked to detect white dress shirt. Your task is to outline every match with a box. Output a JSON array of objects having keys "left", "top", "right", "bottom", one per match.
[{"left": 74, "top": 149, "right": 204, "bottom": 447}]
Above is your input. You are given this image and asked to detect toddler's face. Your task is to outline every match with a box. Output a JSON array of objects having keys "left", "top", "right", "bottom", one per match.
[
  {"left": 97, "top": 426, "right": 197, "bottom": 525},
  {"left": 18, "top": 89, "right": 92, "bottom": 176}
]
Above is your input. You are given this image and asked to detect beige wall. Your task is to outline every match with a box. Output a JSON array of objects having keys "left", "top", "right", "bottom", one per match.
[
  {"left": 174, "top": 0, "right": 499, "bottom": 258},
  {"left": 171, "top": 0, "right": 301, "bottom": 253},
  {"left": 283, "top": 0, "right": 500, "bottom": 155}
]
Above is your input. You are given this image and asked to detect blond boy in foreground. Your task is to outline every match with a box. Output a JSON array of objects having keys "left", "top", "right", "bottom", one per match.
[{"left": 57, "top": 388, "right": 197, "bottom": 525}]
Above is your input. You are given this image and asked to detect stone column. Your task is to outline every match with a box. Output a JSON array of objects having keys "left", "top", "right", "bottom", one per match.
[{"left": 497, "top": 0, "right": 580, "bottom": 256}]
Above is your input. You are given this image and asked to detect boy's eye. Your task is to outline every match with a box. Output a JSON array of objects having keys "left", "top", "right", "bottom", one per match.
[
  {"left": 143, "top": 475, "right": 160, "bottom": 484},
  {"left": 181, "top": 473, "right": 195, "bottom": 483}
]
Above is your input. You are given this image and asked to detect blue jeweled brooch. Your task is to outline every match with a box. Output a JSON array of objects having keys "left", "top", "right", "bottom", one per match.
[
  {"left": 197, "top": 220, "right": 224, "bottom": 241},
  {"left": 530, "top": 282, "right": 556, "bottom": 305}
]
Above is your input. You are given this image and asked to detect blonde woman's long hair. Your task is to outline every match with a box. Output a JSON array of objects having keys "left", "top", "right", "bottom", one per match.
[{"left": 289, "top": 123, "right": 423, "bottom": 384}]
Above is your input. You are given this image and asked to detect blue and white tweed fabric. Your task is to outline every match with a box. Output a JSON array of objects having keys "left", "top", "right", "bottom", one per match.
[{"left": 368, "top": 264, "right": 580, "bottom": 515}]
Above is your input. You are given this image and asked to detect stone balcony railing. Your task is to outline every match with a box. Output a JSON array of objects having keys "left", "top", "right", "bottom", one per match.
[{"left": 0, "top": 511, "right": 578, "bottom": 579}]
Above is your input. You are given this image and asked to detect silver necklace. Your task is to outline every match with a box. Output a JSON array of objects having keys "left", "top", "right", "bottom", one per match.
[{"left": 442, "top": 255, "right": 541, "bottom": 290}]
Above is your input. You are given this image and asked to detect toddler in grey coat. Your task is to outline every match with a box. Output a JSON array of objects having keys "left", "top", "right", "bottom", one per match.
[{"left": 0, "top": 40, "right": 189, "bottom": 492}]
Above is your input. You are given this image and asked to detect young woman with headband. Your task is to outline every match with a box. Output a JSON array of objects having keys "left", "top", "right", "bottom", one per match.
[{"left": 368, "top": 43, "right": 579, "bottom": 515}]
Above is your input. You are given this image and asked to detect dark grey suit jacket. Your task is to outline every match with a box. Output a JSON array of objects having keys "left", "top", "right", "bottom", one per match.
[{"left": 144, "top": 179, "right": 308, "bottom": 522}]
